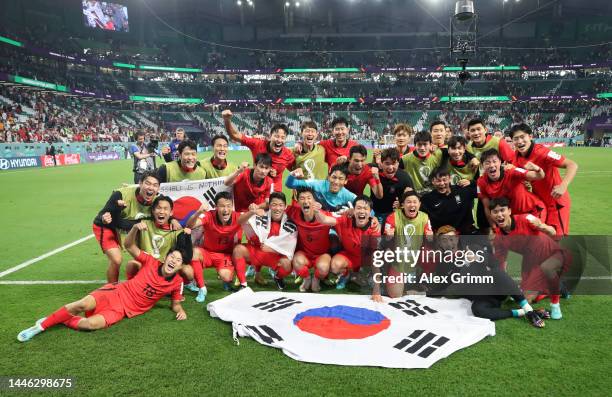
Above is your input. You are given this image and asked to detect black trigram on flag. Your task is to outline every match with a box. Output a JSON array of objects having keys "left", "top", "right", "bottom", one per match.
[
  {"left": 255, "top": 215, "right": 269, "bottom": 230},
  {"left": 202, "top": 187, "right": 218, "bottom": 208},
  {"left": 245, "top": 325, "right": 283, "bottom": 344},
  {"left": 394, "top": 330, "right": 450, "bottom": 358},
  {"left": 282, "top": 220, "right": 297, "bottom": 234},
  {"left": 388, "top": 299, "right": 437, "bottom": 317},
  {"left": 252, "top": 297, "right": 301, "bottom": 312}
]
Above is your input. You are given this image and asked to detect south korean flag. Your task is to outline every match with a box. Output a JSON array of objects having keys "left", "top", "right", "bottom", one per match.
[{"left": 208, "top": 288, "right": 495, "bottom": 369}]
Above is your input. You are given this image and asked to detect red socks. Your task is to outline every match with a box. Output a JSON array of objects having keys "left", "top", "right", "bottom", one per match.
[
  {"left": 276, "top": 266, "right": 291, "bottom": 279},
  {"left": 190, "top": 259, "right": 205, "bottom": 288},
  {"left": 64, "top": 316, "right": 84, "bottom": 330},
  {"left": 297, "top": 266, "right": 310, "bottom": 279},
  {"left": 41, "top": 306, "right": 73, "bottom": 330},
  {"left": 550, "top": 294, "right": 561, "bottom": 304},
  {"left": 234, "top": 257, "right": 247, "bottom": 285}
]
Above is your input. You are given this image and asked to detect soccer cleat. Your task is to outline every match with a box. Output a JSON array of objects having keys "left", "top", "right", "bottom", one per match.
[
  {"left": 17, "top": 317, "right": 46, "bottom": 342},
  {"left": 273, "top": 277, "right": 286, "bottom": 290},
  {"left": 336, "top": 275, "right": 348, "bottom": 290},
  {"left": 534, "top": 308, "right": 551, "bottom": 319},
  {"left": 525, "top": 311, "right": 545, "bottom": 328},
  {"left": 299, "top": 277, "right": 312, "bottom": 292},
  {"left": 267, "top": 267, "right": 276, "bottom": 279},
  {"left": 254, "top": 272, "right": 268, "bottom": 286},
  {"left": 245, "top": 265, "right": 255, "bottom": 278},
  {"left": 195, "top": 287, "right": 207, "bottom": 303},
  {"left": 294, "top": 276, "right": 302, "bottom": 285},
  {"left": 233, "top": 277, "right": 240, "bottom": 288},
  {"left": 550, "top": 303, "right": 562, "bottom": 320},
  {"left": 223, "top": 282, "right": 237, "bottom": 292},
  {"left": 185, "top": 281, "right": 199, "bottom": 293}
]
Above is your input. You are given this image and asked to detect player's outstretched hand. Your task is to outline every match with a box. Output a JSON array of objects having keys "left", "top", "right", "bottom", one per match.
[
  {"left": 239, "top": 161, "right": 249, "bottom": 172},
  {"left": 457, "top": 179, "right": 471, "bottom": 187},
  {"left": 117, "top": 199, "right": 126, "bottom": 207},
  {"left": 183, "top": 227, "right": 192, "bottom": 235},
  {"left": 291, "top": 168, "right": 304, "bottom": 179},
  {"left": 336, "top": 155, "right": 348, "bottom": 165},
  {"left": 248, "top": 203, "right": 259, "bottom": 213},
  {"left": 551, "top": 183, "right": 567, "bottom": 199},
  {"left": 371, "top": 166, "right": 380, "bottom": 179},
  {"left": 371, "top": 216, "right": 381, "bottom": 233},
  {"left": 293, "top": 142, "right": 303, "bottom": 155},
  {"left": 101, "top": 212, "right": 112, "bottom": 224},
  {"left": 469, "top": 157, "right": 480, "bottom": 171},
  {"left": 312, "top": 201, "right": 322, "bottom": 213},
  {"left": 371, "top": 294, "right": 385, "bottom": 303},
  {"left": 221, "top": 109, "right": 233, "bottom": 120},
  {"left": 176, "top": 310, "right": 187, "bottom": 321},
  {"left": 269, "top": 168, "right": 277, "bottom": 178},
  {"left": 170, "top": 219, "right": 182, "bottom": 231},
  {"left": 134, "top": 221, "right": 148, "bottom": 231},
  {"left": 392, "top": 197, "right": 400, "bottom": 210}
]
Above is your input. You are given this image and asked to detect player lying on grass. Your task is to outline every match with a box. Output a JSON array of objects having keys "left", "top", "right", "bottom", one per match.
[
  {"left": 17, "top": 223, "right": 191, "bottom": 342},
  {"left": 183, "top": 192, "right": 249, "bottom": 302},
  {"left": 425, "top": 226, "right": 550, "bottom": 328},
  {"left": 285, "top": 188, "right": 333, "bottom": 293},
  {"left": 233, "top": 192, "right": 298, "bottom": 290},
  {"left": 313, "top": 196, "right": 381, "bottom": 290},
  {"left": 224, "top": 153, "right": 273, "bottom": 213},
  {"left": 92, "top": 170, "right": 163, "bottom": 283},
  {"left": 490, "top": 197, "right": 569, "bottom": 319},
  {"left": 125, "top": 195, "right": 193, "bottom": 280}
]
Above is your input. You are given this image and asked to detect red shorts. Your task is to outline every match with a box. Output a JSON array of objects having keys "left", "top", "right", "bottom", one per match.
[
  {"left": 87, "top": 283, "right": 126, "bottom": 327},
  {"left": 297, "top": 251, "right": 330, "bottom": 268},
  {"left": 521, "top": 249, "right": 570, "bottom": 295},
  {"left": 246, "top": 244, "right": 284, "bottom": 271},
  {"left": 546, "top": 204, "right": 570, "bottom": 236},
  {"left": 196, "top": 247, "right": 234, "bottom": 271},
  {"left": 92, "top": 224, "right": 120, "bottom": 252},
  {"left": 333, "top": 251, "right": 361, "bottom": 272}
]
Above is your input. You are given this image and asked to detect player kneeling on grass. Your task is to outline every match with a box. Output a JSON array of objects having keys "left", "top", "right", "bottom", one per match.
[
  {"left": 490, "top": 197, "right": 569, "bottom": 320},
  {"left": 183, "top": 192, "right": 243, "bottom": 302},
  {"left": 233, "top": 192, "right": 298, "bottom": 290},
  {"left": 125, "top": 195, "right": 193, "bottom": 280},
  {"left": 92, "top": 170, "right": 162, "bottom": 283},
  {"left": 313, "top": 196, "right": 381, "bottom": 290},
  {"left": 18, "top": 223, "right": 190, "bottom": 342},
  {"left": 286, "top": 188, "right": 333, "bottom": 293}
]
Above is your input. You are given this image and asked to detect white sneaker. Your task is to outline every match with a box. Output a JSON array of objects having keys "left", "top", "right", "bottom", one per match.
[{"left": 17, "top": 317, "right": 46, "bottom": 342}]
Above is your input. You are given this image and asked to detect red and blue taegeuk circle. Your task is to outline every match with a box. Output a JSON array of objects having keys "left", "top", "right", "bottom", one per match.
[{"left": 293, "top": 305, "right": 391, "bottom": 339}]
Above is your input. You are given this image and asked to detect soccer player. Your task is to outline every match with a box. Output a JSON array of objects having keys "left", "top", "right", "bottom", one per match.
[
  {"left": 373, "top": 123, "right": 414, "bottom": 168},
  {"left": 201, "top": 134, "right": 238, "bottom": 179},
  {"left": 430, "top": 121, "right": 447, "bottom": 149},
  {"left": 376, "top": 191, "right": 433, "bottom": 299},
  {"left": 184, "top": 192, "right": 244, "bottom": 302},
  {"left": 509, "top": 123, "right": 578, "bottom": 236},
  {"left": 345, "top": 144, "right": 383, "bottom": 198},
  {"left": 286, "top": 165, "right": 356, "bottom": 213},
  {"left": 222, "top": 109, "right": 294, "bottom": 192},
  {"left": 478, "top": 149, "right": 547, "bottom": 229},
  {"left": 466, "top": 118, "right": 514, "bottom": 162},
  {"left": 318, "top": 117, "right": 359, "bottom": 168},
  {"left": 313, "top": 196, "right": 381, "bottom": 290},
  {"left": 402, "top": 131, "right": 443, "bottom": 194},
  {"left": 224, "top": 154, "right": 273, "bottom": 213},
  {"left": 17, "top": 222, "right": 189, "bottom": 342},
  {"left": 445, "top": 136, "right": 479, "bottom": 186},
  {"left": 92, "top": 170, "right": 161, "bottom": 283},
  {"left": 421, "top": 167, "right": 477, "bottom": 234},
  {"left": 157, "top": 140, "right": 206, "bottom": 182},
  {"left": 371, "top": 147, "right": 414, "bottom": 227},
  {"left": 427, "top": 226, "right": 549, "bottom": 328},
  {"left": 286, "top": 188, "right": 333, "bottom": 293},
  {"left": 162, "top": 127, "right": 186, "bottom": 162},
  {"left": 292, "top": 121, "right": 329, "bottom": 180},
  {"left": 490, "top": 197, "right": 569, "bottom": 319},
  {"left": 233, "top": 193, "right": 298, "bottom": 290},
  {"left": 125, "top": 195, "right": 191, "bottom": 280}
]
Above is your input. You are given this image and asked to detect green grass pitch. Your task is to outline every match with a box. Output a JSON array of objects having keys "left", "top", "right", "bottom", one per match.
[{"left": 0, "top": 147, "right": 611, "bottom": 396}]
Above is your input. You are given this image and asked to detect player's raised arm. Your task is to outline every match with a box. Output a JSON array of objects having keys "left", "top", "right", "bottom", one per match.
[
  {"left": 124, "top": 222, "right": 147, "bottom": 258},
  {"left": 312, "top": 202, "right": 337, "bottom": 226},
  {"left": 224, "top": 161, "right": 249, "bottom": 186},
  {"left": 238, "top": 203, "right": 260, "bottom": 224},
  {"left": 522, "top": 161, "right": 546, "bottom": 181},
  {"left": 222, "top": 109, "right": 243, "bottom": 142},
  {"left": 186, "top": 202, "right": 209, "bottom": 229}
]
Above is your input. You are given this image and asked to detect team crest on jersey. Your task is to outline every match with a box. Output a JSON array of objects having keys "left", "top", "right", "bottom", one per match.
[
  {"left": 451, "top": 174, "right": 461, "bottom": 186},
  {"left": 151, "top": 234, "right": 165, "bottom": 258},
  {"left": 135, "top": 212, "right": 146, "bottom": 220},
  {"left": 455, "top": 195, "right": 462, "bottom": 205}
]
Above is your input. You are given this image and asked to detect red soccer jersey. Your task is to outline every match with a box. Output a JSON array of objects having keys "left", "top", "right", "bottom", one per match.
[
  {"left": 118, "top": 251, "right": 183, "bottom": 318},
  {"left": 334, "top": 215, "right": 381, "bottom": 262},
  {"left": 199, "top": 210, "right": 242, "bottom": 254},
  {"left": 493, "top": 214, "right": 560, "bottom": 264},
  {"left": 319, "top": 139, "right": 359, "bottom": 169},
  {"left": 286, "top": 205, "right": 332, "bottom": 258},
  {"left": 241, "top": 135, "right": 295, "bottom": 192},
  {"left": 346, "top": 164, "right": 381, "bottom": 195},
  {"left": 477, "top": 167, "right": 545, "bottom": 215},
  {"left": 247, "top": 219, "right": 281, "bottom": 248},
  {"left": 513, "top": 143, "right": 570, "bottom": 208},
  {"left": 233, "top": 168, "right": 272, "bottom": 212}
]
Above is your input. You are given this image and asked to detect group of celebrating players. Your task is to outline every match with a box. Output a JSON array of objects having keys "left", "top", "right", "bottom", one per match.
[{"left": 18, "top": 108, "right": 579, "bottom": 342}]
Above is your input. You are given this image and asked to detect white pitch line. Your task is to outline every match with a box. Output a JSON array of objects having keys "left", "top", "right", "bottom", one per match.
[
  {"left": 0, "top": 234, "right": 95, "bottom": 279},
  {"left": 0, "top": 280, "right": 106, "bottom": 285}
]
